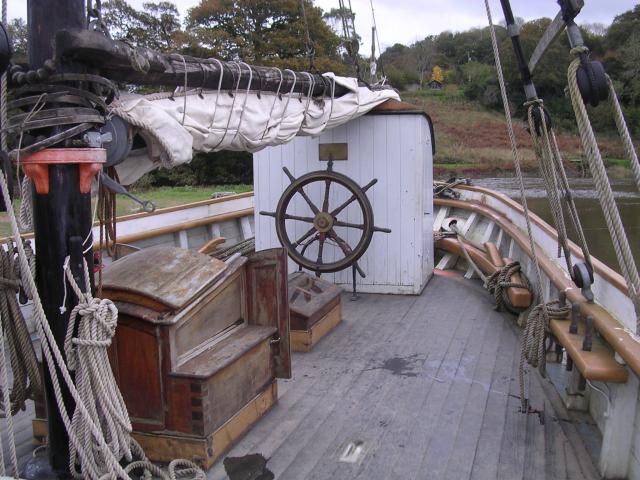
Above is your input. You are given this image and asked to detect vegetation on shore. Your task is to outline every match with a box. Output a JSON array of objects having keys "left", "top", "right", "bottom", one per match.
[
  {"left": 402, "top": 86, "right": 635, "bottom": 178},
  {"left": 7, "top": 1, "right": 638, "bottom": 185}
]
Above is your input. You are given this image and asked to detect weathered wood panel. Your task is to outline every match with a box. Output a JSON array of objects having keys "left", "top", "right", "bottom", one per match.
[
  {"left": 111, "top": 321, "right": 164, "bottom": 427},
  {"left": 245, "top": 248, "right": 291, "bottom": 379}
]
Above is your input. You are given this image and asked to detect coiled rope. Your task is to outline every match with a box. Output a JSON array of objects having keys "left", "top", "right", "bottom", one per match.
[
  {"left": 62, "top": 256, "right": 206, "bottom": 480},
  {"left": 0, "top": 0, "right": 20, "bottom": 474},
  {"left": 62, "top": 256, "right": 133, "bottom": 477},
  {"left": 0, "top": 241, "right": 42, "bottom": 416},
  {"left": 485, "top": 261, "right": 532, "bottom": 314},
  {"left": 521, "top": 300, "right": 570, "bottom": 379},
  {"left": 567, "top": 46, "right": 640, "bottom": 334}
]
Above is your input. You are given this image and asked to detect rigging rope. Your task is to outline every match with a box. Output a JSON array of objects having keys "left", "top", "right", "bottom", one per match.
[
  {"left": 62, "top": 256, "right": 133, "bottom": 478},
  {"left": 0, "top": 320, "right": 19, "bottom": 477},
  {"left": 337, "top": 0, "right": 361, "bottom": 80},
  {"left": 0, "top": 0, "right": 20, "bottom": 474},
  {"left": 0, "top": 157, "right": 207, "bottom": 478},
  {"left": 483, "top": 0, "right": 547, "bottom": 412},
  {"left": 300, "top": 0, "right": 316, "bottom": 70},
  {"left": 368, "top": 0, "right": 385, "bottom": 81},
  {"left": 567, "top": 46, "right": 640, "bottom": 334},
  {"left": 0, "top": 44, "right": 205, "bottom": 480},
  {"left": 525, "top": 101, "right": 592, "bottom": 274}
]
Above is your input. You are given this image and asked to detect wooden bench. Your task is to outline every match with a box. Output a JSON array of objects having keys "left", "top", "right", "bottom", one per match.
[{"left": 550, "top": 315, "right": 628, "bottom": 384}]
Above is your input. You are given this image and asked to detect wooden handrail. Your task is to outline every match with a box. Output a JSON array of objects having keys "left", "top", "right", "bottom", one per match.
[
  {"left": 435, "top": 197, "right": 640, "bottom": 379},
  {"left": 94, "top": 208, "right": 254, "bottom": 250},
  {"left": 436, "top": 182, "right": 628, "bottom": 295},
  {"left": 0, "top": 192, "right": 255, "bottom": 245}
]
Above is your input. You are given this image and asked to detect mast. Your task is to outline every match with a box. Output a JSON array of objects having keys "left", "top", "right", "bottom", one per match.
[{"left": 25, "top": 1, "right": 100, "bottom": 476}]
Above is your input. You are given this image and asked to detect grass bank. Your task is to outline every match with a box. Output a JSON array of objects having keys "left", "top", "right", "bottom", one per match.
[{"left": 403, "top": 86, "right": 634, "bottom": 179}]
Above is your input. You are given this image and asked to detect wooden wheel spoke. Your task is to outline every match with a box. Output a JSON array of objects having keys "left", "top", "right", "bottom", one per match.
[
  {"left": 299, "top": 234, "right": 319, "bottom": 257},
  {"left": 333, "top": 220, "right": 365, "bottom": 230},
  {"left": 328, "top": 229, "right": 353, "bottom": 257},
  {"left": 322, "top": 179, "right": 331, "bottom": 213},
  {"left": 295, "top": 186, "right": 320, "bottom": 215},
  {"left": 316, "top": 233, "right": 326, "bottom": 265},
  {"left": 292, "top": 227, "right": 317, "bottom": 248},
  {"left": 329, "top": 194, "right": 357, "bottom": 218},
  {"left": 284, "top": 214, "right": 315, "bottom": 223}
]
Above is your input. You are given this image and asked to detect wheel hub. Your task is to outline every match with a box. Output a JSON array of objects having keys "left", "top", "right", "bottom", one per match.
[{"left": 313, "top": 212, "right": 334, "bottom": 233}]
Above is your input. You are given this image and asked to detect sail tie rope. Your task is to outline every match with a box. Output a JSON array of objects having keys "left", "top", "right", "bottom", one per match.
[
  {"left": 483, "top": 0, "right": 548, "bottom": 412},
  {"left": 567, "top": 46, "right": 640, "bottom": 334}
]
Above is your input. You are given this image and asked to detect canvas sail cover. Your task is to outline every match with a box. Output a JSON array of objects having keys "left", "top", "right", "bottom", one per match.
[{"left": 111, "top": 74, "right": 399, "bottom": 184}]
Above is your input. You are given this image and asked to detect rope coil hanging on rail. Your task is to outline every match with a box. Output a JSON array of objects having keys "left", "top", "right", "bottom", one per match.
[{"left": 485, "top": 261, "right": 532, "bottom": 314}]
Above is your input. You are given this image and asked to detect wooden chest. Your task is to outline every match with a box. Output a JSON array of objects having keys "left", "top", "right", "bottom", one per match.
[
  {"left": 100, "top": 246, "right": 291, "bottom": 467},
  {"left": 288, "top": 272, "right": 342, "bottom": 352}
]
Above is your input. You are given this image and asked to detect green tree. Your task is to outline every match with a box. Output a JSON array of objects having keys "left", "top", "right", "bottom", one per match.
[
  {"left": 620, "top": 33, "right": 640, "bottom": 106},
  {"left": 7, "top": 18, "right": 28, "bottom": 62},
  {"left": 413, "top": 38, "right": 436, "bottom": 87},
  {"left": 102, "top": 0, "right": 182, "bottom": 52},
  {"left": 185, "top": 0, "right": 345, "bottom": 73},
  {"left": 606, "top": 6, "right": 640, "bottom": 50}
]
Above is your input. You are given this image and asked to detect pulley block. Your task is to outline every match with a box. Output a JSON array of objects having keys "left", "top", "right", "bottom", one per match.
[{"left": 576, "top": 59, "right": 608, "bottom": 108}]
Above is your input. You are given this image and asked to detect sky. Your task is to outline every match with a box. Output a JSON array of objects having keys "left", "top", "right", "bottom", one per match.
[{"left": 8, "top": 0, "right": 638, "bottom": 54}]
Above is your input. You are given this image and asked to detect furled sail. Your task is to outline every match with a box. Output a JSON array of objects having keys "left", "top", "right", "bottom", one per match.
[{"left": 111, "top": 74, "right": 399, "bottom": 184}]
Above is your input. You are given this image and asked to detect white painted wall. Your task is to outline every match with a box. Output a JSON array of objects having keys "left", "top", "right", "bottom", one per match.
[{"left": 253, "top": 112, "right": 434, "bottom": 294}]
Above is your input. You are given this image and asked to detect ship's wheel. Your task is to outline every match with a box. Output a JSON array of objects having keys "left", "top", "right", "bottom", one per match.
[{"left": 260, "top": 162, "right": 391, "bottom": 279}]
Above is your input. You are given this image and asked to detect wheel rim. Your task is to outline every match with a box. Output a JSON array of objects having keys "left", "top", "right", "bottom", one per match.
[{"left": 274, "top": 170, "right": 375, "bottom": 273}]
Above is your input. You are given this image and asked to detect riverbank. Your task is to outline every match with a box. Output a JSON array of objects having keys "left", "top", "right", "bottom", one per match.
[{"left": 403, "top": 88, "right": 636, "bottom": 178}]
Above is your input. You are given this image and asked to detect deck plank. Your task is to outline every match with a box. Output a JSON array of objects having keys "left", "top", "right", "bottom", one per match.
[
  {"left": 274, "top": 294, "right": 425, "bottom": 479},
  {"left": 302, "top": 291, "right": 438, "bottom": 480},
  {"left": 350, "top": 286, "right": 470, "bottom": 480},
  {"left": 442, "top": 299, "right": 506, "bottom": 479},
  {"left": 496, "top": 327, "right": 529, "bottom": 480},
  {"left": 414, "top": 294, "right": 493, "bottom": 479},
  {"left": 387, "top": 282, "right": 480, "bottom": 480},
  {"left": 2, "top": 274, "right": 602, "bottom": 480}
]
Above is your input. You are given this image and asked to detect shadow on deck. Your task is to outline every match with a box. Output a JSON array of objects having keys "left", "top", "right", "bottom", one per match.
[{"left": 2, "top": 273, "right": 601, "bottom": 479}]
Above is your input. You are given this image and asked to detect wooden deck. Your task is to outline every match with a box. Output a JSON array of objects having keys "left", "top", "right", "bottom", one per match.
[{"left": 2, "top": 272, "right": 601, "bottom": 479}]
